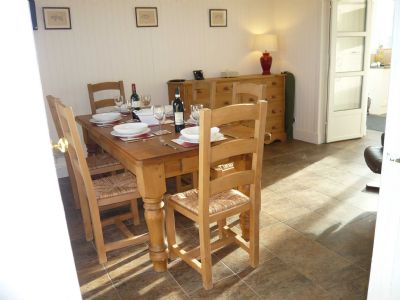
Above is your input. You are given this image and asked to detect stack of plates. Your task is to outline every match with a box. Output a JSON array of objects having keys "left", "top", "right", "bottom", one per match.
[
  {"left": 179, "top": 126, "right": 223, "bottom": 144},
  {"left": 90, "top": 112, "right": 121, "bottom": 124},
  {"left": 111, "top": 122, "right": 150, "bottom": 138}
]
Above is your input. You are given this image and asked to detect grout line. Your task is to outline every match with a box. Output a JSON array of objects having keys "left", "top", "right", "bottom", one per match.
[{"left": 166, "top": 269, "right": 191, "bottom": 298}]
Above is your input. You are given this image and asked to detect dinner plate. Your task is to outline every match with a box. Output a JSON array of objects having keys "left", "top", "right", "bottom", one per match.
[
  {"left": 113, "top": 122, "right": 148, "bottom": 135},
  {"left": 180, "top": 126, "right": 220, "bottom": 140},
  {"left": 92, "top": 112, "right": 121, "bottom": 123},
  {"left": 179, "top": 132, "right": 225, "bottom": 144},
  {"left": 111, "top": 127, "right": 151, "bottom": 138},
  {"left": 89, "top": 116, "right": 122, "bottom": 124}
]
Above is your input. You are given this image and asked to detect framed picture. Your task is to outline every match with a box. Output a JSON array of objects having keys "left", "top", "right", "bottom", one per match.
[
  {"left": 43, "top": 7, "right": 71, "bottom": 30},
  {"left": 135, "top": 7, "right": 158, "bottom": 27},
  {"left": 209, "top": 9, "right": 227, "bottom": 27}
]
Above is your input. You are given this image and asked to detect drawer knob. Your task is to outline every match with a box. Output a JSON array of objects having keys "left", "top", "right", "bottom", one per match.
[
  {"left": 249, "top": 98, "right": 255, "bottom": 102},
  {"left": 223, "top": 87, "right": 229, "bottom": 91},
  {"left": 224, "top": 101, "right": 229, "bottom": 105},
  {"left": 271, "top": 95, "right": 276, "bottom": 99},
  {"left": 272, "top": 82, "right": 277, "bottom": 86},
  {"left": 271, "top": 109, "right": 276, "bottom": 114},
  {"left": 272, "top": 126, "right": 276, "bottom": 129}
]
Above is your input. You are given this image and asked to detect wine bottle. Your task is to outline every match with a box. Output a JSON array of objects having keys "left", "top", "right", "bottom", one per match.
[
  {"left": 173, "top": 87, "right": 185, "bottom": 133},
  {"left": 130, "top": 83, "right": 140, "bottom": 111}
]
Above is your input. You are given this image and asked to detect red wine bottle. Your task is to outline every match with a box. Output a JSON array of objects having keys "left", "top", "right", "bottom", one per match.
[
  {"left": 130, "top": 83, "right": 140, "bottom": 111},
  {"left": 173, "top": 87, "right": 185, "bottom": 133}
]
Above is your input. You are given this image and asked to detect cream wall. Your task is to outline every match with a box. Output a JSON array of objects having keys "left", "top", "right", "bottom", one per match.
[
  {"left": 272, "top": 0, "right": 326, "bottom": 143},
  {"left": 34, "top": 0, "right": 275, "bottom": 145}
]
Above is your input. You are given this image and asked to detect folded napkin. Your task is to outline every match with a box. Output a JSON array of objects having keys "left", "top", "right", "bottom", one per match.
[{"left": 171, "top": 139, "right": 198, "bottom": 148}]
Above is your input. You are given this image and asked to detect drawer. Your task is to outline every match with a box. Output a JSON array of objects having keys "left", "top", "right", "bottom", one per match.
[
  {"left": 267, "top": 101, "right": 284, "bottom": 117},
  {"left": 265, "top": 87, "right": 284, "bottom": 102},
  {"left": 216, "top": 83, "right": 233, "bottom": 94},
  {"left": 239, "top": 94, "right": 259, "bottom": 104},
  {"left": 266, "top": 116, "right": 284, "bottom": 133},
  {"left": 214, "top": 95, "right": 232, "bottom": 108},
  {"left": 265, "top": 76, "right": 284, "bottom": 88}
]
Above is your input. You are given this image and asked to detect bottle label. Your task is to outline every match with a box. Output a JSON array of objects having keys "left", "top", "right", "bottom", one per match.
[
  {"left": 174, "top": 112, "right": 184, "bottom": 125},
  {"left": 132, "top": 100, "right": 140, "bottom": 108}
]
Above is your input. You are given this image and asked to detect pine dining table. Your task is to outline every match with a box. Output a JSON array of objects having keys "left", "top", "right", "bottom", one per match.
[{"left": 76, "top": 114, "right": 252, "bottom": 272}]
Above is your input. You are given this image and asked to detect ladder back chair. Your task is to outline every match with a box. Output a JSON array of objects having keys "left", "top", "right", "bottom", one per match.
[
  {"left": 47, "top": 96, "right": 124, "bottom": 208},
  {"left": 55, "top": 100, "right": 148, "bottom": 264},
  {"left": 87, "top": 80, "right": 126, "bottom": 114},
  {"left": 166, "top": 100, "right": 268, "bottom": 289}
]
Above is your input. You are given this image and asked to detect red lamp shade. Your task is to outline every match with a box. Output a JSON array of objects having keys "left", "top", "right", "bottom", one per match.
[{"left": 253, "top": 34, "right": 278, "bottom": 75}]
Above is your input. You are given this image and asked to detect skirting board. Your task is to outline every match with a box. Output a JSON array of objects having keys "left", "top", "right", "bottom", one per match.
[{"left": 293, "top": 128, "right": 319, "bottom": 144}]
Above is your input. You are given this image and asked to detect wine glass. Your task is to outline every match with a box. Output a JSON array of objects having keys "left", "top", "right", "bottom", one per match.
[
  {"left": 124, "top": 96, "right": 132, "bottom": 112},
  {"left": 114, "top": 95, "right": 124, "bottom": 112},
  {"left": 190, "top": 104, "right": 203, "bottom": 125},
  {"left": 141, "top": 95, "right": 152, "bottom": 108},
  {"left": 152, "top": 105, "right": 165, "bottom": 135}
]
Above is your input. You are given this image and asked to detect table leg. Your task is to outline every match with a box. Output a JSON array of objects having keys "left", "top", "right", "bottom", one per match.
[
  {"left": 82, "top": 126, "right": 99, "bottom": 156},
  {"left": 135, "top": 163, "right": 168, "bottom": 272}
]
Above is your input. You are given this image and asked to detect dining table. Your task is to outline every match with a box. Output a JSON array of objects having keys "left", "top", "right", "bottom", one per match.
[{"left": 76, "top": 113, "right": 253, "bottom": 272}]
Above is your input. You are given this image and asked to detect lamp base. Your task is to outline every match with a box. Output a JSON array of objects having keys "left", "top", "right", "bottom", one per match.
[{"left": 260, "top": 52, "right": 272, "bottom": 75}]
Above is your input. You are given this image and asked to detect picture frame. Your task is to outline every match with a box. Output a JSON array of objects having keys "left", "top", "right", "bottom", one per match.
[
  {"left": 209, "top": 9, "right": 227, "bottom": 27},
  {"left": 135, "top": 7, "right": 158, "bottom": 27},
  {"left": 43, "top": 7, "right": 71, "bottom": 30}
]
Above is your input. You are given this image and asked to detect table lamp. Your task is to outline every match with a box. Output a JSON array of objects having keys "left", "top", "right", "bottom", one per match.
[{"left": 253, "top": 34, "right": 278, "bottom": 75}]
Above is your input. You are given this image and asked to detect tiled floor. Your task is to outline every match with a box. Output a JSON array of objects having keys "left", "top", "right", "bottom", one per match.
[{"left": 59, "top": 130, "right": 382, "bottom": 299}]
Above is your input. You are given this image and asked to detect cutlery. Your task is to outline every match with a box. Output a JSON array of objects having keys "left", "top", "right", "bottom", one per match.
[{"left": 163, "top": 142, "right": 178, "bottom": 150}]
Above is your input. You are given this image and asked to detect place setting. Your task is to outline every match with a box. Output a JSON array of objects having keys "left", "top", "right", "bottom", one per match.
[
  {"left": 111, "top": 122, "right": 155, "bottom": 142},
  {"left": 171, "top": 126, "right": 226, "bottom": 148},
  {"left": 89, "top": 112, "right": 123, "bottom": 127}
]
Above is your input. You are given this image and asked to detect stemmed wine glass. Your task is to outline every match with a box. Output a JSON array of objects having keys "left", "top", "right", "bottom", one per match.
[
  {"left": 152, "top": 105, "right": 165, "bottom": 135},
  {"left": 190, "top": 104, "right": 203, "bottom": 125},
  {"left": 114, "top": 95, "right": 124, "bottom": 112}
]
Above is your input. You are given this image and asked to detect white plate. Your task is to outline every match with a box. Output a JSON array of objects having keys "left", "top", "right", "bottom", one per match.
[
  {"left": 111, "top": 127, "right": 151, "bottom": 138},
  {"left": 180, "top": 126, "right": 220, "bottom": 140},
  {"left": 92, "top": 112, "right": 121, "bottom": 122},
  {"left": 113, "top": 122, "right": 148, "bottom": 135},
  {"left": 96, "top": 106, "right": 118, "bottom": 113},
  {"left": 90, "top": 116, "right": 122, "bottom": 124},
  {"left": 179, "top": 132, "right": 224, "bottom": 144}
]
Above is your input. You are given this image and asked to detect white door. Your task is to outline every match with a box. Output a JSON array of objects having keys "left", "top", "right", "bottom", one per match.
[
  {"left": 326, "top": 0, "right": 372, "bottom": 142},
  {"left": 0, "top": 2, "right": 81, "bottom": 299},
  {"left": 368, "top": 1, "right": 400, "bottom": 298}
]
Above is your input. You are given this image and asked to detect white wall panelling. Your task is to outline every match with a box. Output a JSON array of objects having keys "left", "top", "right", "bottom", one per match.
[{"left": 34, "top": 0, "right": 328, "bottom": 176}]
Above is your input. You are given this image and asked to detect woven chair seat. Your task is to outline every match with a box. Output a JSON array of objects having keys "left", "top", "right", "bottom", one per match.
[
  {"left": 169, "top": 188, "right": 249, "bottom": 216},
  {"left": 86, "top": 153, "right": 122, "bottom": 171},
  {"left": 93, "top": 172, "right": 138, "bottom": 199}
]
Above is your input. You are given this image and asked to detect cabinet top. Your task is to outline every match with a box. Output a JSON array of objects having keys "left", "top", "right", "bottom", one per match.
[{"left": 167, "top": 73, "right": 284, "bottom": 84}]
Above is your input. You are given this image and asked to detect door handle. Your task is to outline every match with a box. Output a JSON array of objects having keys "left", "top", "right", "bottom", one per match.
[
  {"left": 387, "top": 153, "right": 400, "bottom": 163},
  {"left": 52, "top": 137, "right": 68, "bottom": 153}
]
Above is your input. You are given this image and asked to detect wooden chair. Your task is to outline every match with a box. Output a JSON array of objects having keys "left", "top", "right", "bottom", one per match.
[
  {"left": 87, "top": 81, "right": 126, "bottom": 114},
  {"left": 55, "top": 100, "right": 148, "bottom": 264},
  {"left": 166, "top": 101, "right": 268, "bottom": 289},
  {"left": 47, "top": 96, "right": 124, "bottom": 210},
  {"left": 232, "top": 82, "right": 263, "bottom": 105}
]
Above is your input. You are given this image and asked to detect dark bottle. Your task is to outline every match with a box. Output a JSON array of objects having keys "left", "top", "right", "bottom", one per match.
[
  {"left": 130, "top": 83, "right": 140, "bottom": 111},
  {"left": 172, "top": 87, "right": 185, "bottom": 133}
]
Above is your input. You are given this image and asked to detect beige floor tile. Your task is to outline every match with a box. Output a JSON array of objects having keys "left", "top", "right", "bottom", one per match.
[
  {"left": 261, "top": 197, "right": 313, "bottom": 222},
  {"left": 114, "top": 269, "right": 187, "bottom": 300},
  {"left": 314, "top": 202, "right": 372, "bottom": 224},
  {"left": 190, "top": 275, "right": 259, "bottom": 299},
  {"left": 167, "top": 255, "right": 234, "bottom": 294},
  {"left": 287, "top": 188, "right": 335, "bottom": 211},
  {"left": 214, "top": 243, "right": 275, "bottom": 274}
]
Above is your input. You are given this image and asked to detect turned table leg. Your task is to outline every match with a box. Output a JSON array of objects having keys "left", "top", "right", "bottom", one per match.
[{"left": 135, "top": 163, "right": 168, "bottom": 272}]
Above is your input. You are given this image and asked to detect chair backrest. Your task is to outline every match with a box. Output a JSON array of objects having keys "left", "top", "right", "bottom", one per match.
[
  {"left": 87, "top": 80, "right": 126, "bottom": 114},
  {"left": 55, "top": 100, "right": 99, "bottom": 213},
  {"left": 198, "top": 101, "right": 268, "bottom": 218},
  {"left": 232, "top": 82, "right": 263, "bottom": 104},
  {"left": 46, "top": 95, "right": 63, "bottom": 137},
  {"left": 192, "top": 81, "right": 216, "bottom": 109}
]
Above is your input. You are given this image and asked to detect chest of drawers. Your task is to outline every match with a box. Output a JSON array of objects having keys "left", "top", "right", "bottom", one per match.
[{"left": 167, "top": 74, "right": 286, "bottom": 144}]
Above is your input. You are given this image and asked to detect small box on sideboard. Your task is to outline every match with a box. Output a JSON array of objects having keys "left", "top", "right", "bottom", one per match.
[{"left": 167, "top": 74, "right": 286, "bottom": 144}]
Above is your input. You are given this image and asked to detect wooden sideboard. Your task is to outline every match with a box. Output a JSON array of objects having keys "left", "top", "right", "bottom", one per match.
[{"left": 167, "top": 74, "right": 286, "bottom": 144}]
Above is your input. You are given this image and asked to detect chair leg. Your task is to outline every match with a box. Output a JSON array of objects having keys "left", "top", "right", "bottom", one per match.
[
  {"left": 192, "top": 172, "right": 198, "bottom": 189},
  {"left": 249, "top": 208, "right": 259, "bottom": 268},
  {"left": 199, "top": 221, "right": 213, "bottom": 290},
  {"left": 166, "top": 202, "right": 177, "bottom": 260},
  {"left": 130, "top": 198, "right": 140, "bottom": 225},
  {"left": 217, "top": 219, "right": 227, "bottom": 239},
  {"left": 91, "top": 206, "right": 107, "bottom": 264},
  {"left": 175, "top": 175, "right": 183, "bottom": 192}
]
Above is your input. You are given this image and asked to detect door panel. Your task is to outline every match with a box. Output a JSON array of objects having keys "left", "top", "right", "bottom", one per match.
[{"left": 326, "top": 0, "right": 371, "bottom": 142}]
